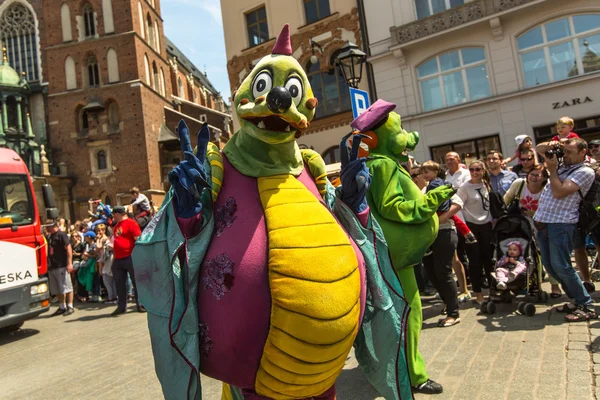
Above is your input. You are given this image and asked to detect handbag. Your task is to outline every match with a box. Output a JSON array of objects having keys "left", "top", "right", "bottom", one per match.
[{"left": 506, "top": 180, "right": 526, "bottom": 216}]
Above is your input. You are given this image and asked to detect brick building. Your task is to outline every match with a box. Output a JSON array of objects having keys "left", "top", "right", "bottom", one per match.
[{"left": 0, "top": 0, "right": 232, "bottom": 220}]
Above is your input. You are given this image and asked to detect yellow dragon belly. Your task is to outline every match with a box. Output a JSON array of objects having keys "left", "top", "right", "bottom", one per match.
[{"left": 255, "top": 174, "right": 361, "bottom": 399}]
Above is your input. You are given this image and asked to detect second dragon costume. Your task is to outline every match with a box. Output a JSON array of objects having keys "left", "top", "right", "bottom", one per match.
[{"left": 133, "top": 25, "right": 420, "bottom": 400}]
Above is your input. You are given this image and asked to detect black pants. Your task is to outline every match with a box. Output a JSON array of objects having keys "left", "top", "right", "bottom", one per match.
[
  {"left": 465, "top": 222, "right": 494, "bottom": 293},
  {"left": 414, "top": 262, "right": 432, "bottom": 292},
  {"left": 424, "top": 229, "right": 459, "bottom": 317},
  {"left": 111, "top": 256, "right": 139, "bottom": 310}
]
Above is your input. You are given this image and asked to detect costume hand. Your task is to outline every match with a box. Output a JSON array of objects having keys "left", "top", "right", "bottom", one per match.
[
  {"left": 339, "top": 132, "right": 371, "bottom": 213},
  {"left": 426, "top": 184, "right": 456, "bottom": 205},
  {"left": 168, "top": 120, "right": 210, "bottom": 218}
]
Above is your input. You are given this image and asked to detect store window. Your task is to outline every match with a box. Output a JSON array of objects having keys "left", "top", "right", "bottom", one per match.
[
  {"left": 304, "top": 0, "right": 330, "bottom": 25},
  {"left": 415, "top": 0, "right": 464, "bottom": 20},
  {"left": 306, "top": 50, "right": 351, "bottom": 119},
  {"left": 518, "top": 14, "right": 600, "bottom": 88},
  {"left": 430, "top": 135, "right": 501, "bottom": 166},
  {"left": 246, "top": 6, "right": 269, "bottom": 47},
  {"left": 533, "top": 114, "right": 600, "bottom": 142},
  {"left": 417, "top": 47, "right": 491, "bottom": 112}
]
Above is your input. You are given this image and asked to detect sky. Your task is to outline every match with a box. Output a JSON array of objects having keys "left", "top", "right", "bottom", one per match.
[{"left": 161, "top": 0, "right": 231, "bottom": 100}]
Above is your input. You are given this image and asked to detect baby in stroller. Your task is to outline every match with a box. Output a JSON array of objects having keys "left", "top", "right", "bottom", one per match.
[{"left": 494, "top": 241, "right": 527, "bottom": 290}]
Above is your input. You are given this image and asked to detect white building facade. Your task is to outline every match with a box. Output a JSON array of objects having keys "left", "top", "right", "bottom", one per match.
[{"left": 365, "top": 0, "right": 600, "bottom": 165}]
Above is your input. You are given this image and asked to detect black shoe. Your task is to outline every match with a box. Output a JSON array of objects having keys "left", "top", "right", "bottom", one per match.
[
  {"left": 584, "top": 281, "right": 596, "bottom": 293},
  {"left": 111, "top": 308, "right": 126, "bottom": 317},
  {"left": 413, "top": 379, "right": 443, "bottom": 394},
  {"left": 137, "top": 305, "right": 147, "bottom": 313},
  {"left": 52, "top": 307, "right": 66, "bottom": 316},
  {"left": 63, "top": 307, "right": 75, "bottom": 316}
]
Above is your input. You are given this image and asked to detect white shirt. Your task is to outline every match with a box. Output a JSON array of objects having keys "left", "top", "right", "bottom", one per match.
[
  {"left": 457, "top": 181, "right": 493, "bottom": 225},
  {"left": 446, "top": 168, "right": 471, "bottom": 189}
]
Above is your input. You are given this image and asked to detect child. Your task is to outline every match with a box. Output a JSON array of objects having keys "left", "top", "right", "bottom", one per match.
[
  {"left": 551, "top": 116, "right": 579, "bottom": 142},
  {"left": 495, "top": 241, "right": 527, "bottom": 290},
  {"left": 421, "top": 161, "right": 477, "bottom": 244},
  {"left": 503, "top": 135, "right": 537, "bottom": 165}
]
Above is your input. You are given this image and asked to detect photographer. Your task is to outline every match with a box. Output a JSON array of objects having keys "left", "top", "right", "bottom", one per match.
[{"left": 534, "top": 138, "right": 596, "bottom": 322}]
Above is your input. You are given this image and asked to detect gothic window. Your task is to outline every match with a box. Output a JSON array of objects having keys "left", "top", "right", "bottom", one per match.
[
  {"left": 415, "top": 0, "right": 464, "bottom": 20},
  {"left": 6, "top": 97, "right": 17, "bottom": 128},
  {"left": 517, "top": 14, "right": 600, "bottom": 88},
  {"left": 102, "top": 0, "right": 115, "bottom": 34},
  {"left": 303, "top": 0, "right": 330, "bottom": 25},
  {"left": 144, "top": 54, "right": 151, "bottom": 85},
  {"left": 107, "top": 48, "right": 119, "bottom": 83},
  {"left": 61, "top": 3, "right": 72, "bottom": 42},
  {"left": 108, "top": 102, "right": 119, "bottom": 132},
  {"left": 152, "top": 62, "right": 159, "bottom": 91},
  {"left": 154, "top": 20, "right": 161, "bottom": 52},
  {"left": 97, "top": 150, "right": 107, "bottom": 171},
  {"left": 79, "top": 109, "right": 89, "bottom": 135},
  {"left": 65, "top": 56, "right": 76, "bottom": 90},
  {"left": 306, "top": 52, "right": 351, "bottom": 119},
  {"left": 83, "top": 3, "right": 96, "bottom": 37},
  {"left": 0, "top": 2, "right": 41, "bottom": 81},
  {"left": 147, "top": 14, "right": 155, "bottom": 48},
  {"left": 159, "top": 67, "right": 166, "bottom": 95},
  {"left": 178, "top": 76, "right": 184, "bottom": 98},
  {"left": 246, "top": 6, "right": 269, "bottom": 47},
  {"left": 87, "top": 55, "right": 100, "bottom": 87},
  {"left": 138, "top": 2, "right": 145, "bottom": 39},
  {"left": 417, "top": 47, "right": 491, "bottom": 111}
]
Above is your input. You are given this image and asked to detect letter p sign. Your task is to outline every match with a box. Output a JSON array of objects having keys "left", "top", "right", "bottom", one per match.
[{"left": 350, "top": 88, "right": 371, "bottom": 119}]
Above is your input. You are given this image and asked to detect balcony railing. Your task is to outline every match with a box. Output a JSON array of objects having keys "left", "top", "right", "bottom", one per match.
[{"left": 390, "top": 0, "right": 540, "bottom": 46}]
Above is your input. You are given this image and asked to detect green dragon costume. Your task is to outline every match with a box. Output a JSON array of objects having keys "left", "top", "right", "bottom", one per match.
[
  {"left": 132, "top": 26, "right": 416, "bottom": 400},
  {"left": 351, "top": 100, "right": 455, "bottom": 392}
]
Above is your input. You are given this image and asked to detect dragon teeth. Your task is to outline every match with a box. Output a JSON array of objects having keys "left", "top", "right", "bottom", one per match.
[
  {"left": 257, "top": 120, "right": 266, "bottom": 129},
  {"left": 285, "top": 125, "right": 291, "bottom": 132}
]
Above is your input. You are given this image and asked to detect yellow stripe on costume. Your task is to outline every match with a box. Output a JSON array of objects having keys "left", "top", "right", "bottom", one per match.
[
  {"left": 301, "top": 149, "right": 329, "bottom": 198},
  {"left": 255, "top": 174, "right": 360, "bottom": 399},
  {"left": 206, "top": 142, "right": 224, "bottom": 202}
]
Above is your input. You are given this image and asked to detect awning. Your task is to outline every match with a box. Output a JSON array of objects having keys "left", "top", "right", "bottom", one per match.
[
  {"left": 82, "top": 101, "right": 105, "bottom": 112},
  {"left": 158, "top": 123, "right": 179, "bottom": 143}
]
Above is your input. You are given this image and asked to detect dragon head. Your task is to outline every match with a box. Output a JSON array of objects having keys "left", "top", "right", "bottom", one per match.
[
  {"left": 351, "top": 100, "right": 419, "bottom": 162},
  {"left": 233, "top": 25, "right": 317, "bottom": 145}
]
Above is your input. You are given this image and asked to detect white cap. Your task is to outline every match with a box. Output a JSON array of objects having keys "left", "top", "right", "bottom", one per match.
[{"left": 515, "top": 134, "right": 529, "bottom": 146}]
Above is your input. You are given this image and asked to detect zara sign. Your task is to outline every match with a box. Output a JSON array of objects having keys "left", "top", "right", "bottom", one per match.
[{"left": 552, "top": 96, "right": 593, "bottom": 109}]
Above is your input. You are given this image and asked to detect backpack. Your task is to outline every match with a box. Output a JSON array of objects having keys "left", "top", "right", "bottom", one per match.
[{"left": 566, "top": 165, "right": 600, "bottom": 234}]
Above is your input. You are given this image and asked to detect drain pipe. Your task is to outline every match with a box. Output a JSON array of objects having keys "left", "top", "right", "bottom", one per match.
[{"left": 356, "top": 0, "right": 378, "bottom": 102}]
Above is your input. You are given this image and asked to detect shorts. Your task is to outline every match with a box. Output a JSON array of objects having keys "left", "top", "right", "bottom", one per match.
[
  {"left": 573, "top": 228, "right": 586, "bottom": 249},
  {"left": 48, "top": 267, "right": 73, "bottom": 295}
]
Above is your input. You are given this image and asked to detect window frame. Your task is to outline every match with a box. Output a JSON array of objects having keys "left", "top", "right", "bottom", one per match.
[
  {"left": 83, "top": 3, "right": 96, "bottom": 37},
  {"left": 97, "top": 150, "right": 108, "bottom": 171},
  {"left": 417, "top": 47, "right": 491, "bottom": 112},
  {"left": 305, "top": 51, "right": 352, "bottom": 120},
  {"left": 517, "top": 14, "right": 600, "bottom": 88},
  {"left": 303, "top": 0, "right": 331, "bottom": 25},
  {"left": 87, "top": 55, "right": 100, "bottom": 87},
  {"left": 245, "top": 6, "right": 269, "bottom": 48},
  {"left": 415, "top": 0, "right": 464, "bottom": 20}
]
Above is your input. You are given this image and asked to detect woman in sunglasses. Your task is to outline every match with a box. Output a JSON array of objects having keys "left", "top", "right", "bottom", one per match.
[{"left": 457, "top": 160, "right": 494, "bottom": 305}]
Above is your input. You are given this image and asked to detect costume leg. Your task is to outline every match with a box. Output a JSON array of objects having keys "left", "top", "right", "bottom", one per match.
[{"left": 395, "top": 267, "right": 429, "bottom": 386}]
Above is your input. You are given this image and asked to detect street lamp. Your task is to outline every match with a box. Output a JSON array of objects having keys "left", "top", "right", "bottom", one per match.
[{"left": 335, "top": 41, "right": 366, "bottom": 89}]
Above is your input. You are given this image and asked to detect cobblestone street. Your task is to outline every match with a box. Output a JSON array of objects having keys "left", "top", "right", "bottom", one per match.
[{"left": 0, "top": 285, "right": 599, "bottom": 400}]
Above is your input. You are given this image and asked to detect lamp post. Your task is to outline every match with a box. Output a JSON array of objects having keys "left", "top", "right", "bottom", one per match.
[{"left": 335, "top": 41, "right": 366, "bottom": 89}]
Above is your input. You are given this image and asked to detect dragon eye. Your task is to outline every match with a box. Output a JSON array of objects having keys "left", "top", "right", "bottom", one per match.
[
  {"left": 285, "top": 77, "right": 303, "bottom": 106},
  {"left": 252, "top": 71, "right": 272, "bottom": 99}
]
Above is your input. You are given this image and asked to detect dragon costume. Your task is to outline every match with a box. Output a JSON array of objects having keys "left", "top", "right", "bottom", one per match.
[
  {"left": 132, "top": 26, "right": 415, "bottom": 400},
  {"left": 351, "top": 100, "right": 455, "bottom": 392}
]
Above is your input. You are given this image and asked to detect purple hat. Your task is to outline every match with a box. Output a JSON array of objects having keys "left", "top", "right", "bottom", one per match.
[
  {"left": 272, "top": 24, "right": 292, "bottom": 56},
  {"left": 350, "top": 99, "right": 396, "bottom": 132}
]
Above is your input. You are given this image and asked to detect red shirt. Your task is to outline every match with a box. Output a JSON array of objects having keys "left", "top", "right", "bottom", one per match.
[
  {"left": 551, "top": 131, "right": 579, "bottom": 141},
  {"left": 113, "top": 218, "right": 141, "bottom": 259}
]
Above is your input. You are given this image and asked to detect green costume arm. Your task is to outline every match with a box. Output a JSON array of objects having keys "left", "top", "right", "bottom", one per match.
[{"left": 369, "top": 158, "right": 454, "bottom": 224}]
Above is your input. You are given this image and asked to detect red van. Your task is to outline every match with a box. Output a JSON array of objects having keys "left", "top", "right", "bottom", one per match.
[{"left": 0, "top": 148, "right": 54, "bottom": 331}]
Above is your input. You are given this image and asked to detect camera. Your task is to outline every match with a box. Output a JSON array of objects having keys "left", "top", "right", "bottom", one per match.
[{"left": 545, "top": 145, "right": 565, "bottom": 160}]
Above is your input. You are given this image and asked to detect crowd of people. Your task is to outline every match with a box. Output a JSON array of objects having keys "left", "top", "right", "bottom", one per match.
[
  {"left": 45, "top": 187, "right": 154, "bottom": 317},
  {"left": 409, "top": 115, "right": 599, "bottom": 327}
]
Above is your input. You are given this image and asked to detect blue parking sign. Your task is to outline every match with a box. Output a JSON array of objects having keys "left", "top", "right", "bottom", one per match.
[{"left": 349, "top": 88, "right": 370, "bottom": 119}]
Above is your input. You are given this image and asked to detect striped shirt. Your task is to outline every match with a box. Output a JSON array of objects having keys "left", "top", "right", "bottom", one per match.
[{"left": 533, "top": 162, "right": 594, "bottom": 224}]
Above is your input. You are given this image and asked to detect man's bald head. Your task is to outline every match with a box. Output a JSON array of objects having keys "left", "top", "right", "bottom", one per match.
[{"left": 445, "top": 152, "right": 461, "bottom": 173}]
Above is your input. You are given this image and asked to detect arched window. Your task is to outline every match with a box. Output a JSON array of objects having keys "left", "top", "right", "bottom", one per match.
[
  {"left": 414, "top": 0, "right": 464, "bottom": 20},
  {"left": 154, "top": 20, "right": 161, "bottom": 52},
  {"left": 97, "top": 150, "right": 107, "bottom": 171},
  {"left": 61, "top": 3, "right": 72, "bottom": 42},
  {"left": 518, "top": 14, "right": 600, "bottom": 88},
  {"left": 83, "top": 3, "right": 96, "bottom": 37},
  {"left": 107, "top": 48, "right": 119, "bottom": 83},
  {"left": 102, "top": 0, "right": 114, "bottom": 34},
  {"left": 147, "top": 14, "right": 155, "bottom": 48},
  {"left": 87, "top": 55, "right": 100, "bottom": 87},
  {"left": 138, "top": 2, "right": 145, "bottom": 39},
  {"left": 6, "top": 97, "right": 17, "bottom": 128},
  {"left": 322, "top": 145, "right": 341, "bottom": 164},
  {"left": 144, "top": 54, "right": 151, "bottom": 85},
  {"left": 152, "top": 62, "right": 159, "bottom": 91},
  {"left": 178, "top": 76, "right": 184, "bottom": 98},
  {"left": 80, "top": 109, "right": 89, "bottom": 134},
  {"left": 417, "top": 47, "right": 491, "bottom": 112},
  {"left": 65, "top": 56, "right": 76, "bottom": 90},
  {"left": 306, "top": 53, "right": 351, "bottom": 119},
  {"left": 108, "top": 102, "right": 119, "bottom": 132},
  {"left": 159, "top": 67, "right": 166, "bottom": 96},
  {"left": 0, "top": 2, "right": 41, "bottom": 81},
  {"left": 193, "top": 90, "right": 199, "bottom": 103}
]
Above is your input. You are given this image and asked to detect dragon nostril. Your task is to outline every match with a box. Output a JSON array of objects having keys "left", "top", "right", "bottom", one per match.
[{"left": 266, "top": 87, "right": 292, "bottom": 113}]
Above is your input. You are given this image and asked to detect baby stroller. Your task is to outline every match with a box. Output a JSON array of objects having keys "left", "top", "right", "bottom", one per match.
[{"left": 480, "top": 214, "right": 548, "bottom": 316}]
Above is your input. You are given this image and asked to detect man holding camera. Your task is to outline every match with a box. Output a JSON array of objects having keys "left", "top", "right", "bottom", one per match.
[{"left": 534, "top": 138, "right": 596, "bottom": 321}]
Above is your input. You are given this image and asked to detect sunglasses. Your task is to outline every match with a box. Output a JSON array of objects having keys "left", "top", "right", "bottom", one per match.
[
  {"left": 591, "top": 144, "right": 600, "bottom": 149},
  {"left": 469, "top": 167, "right": 483, "bottom": 172},
  {"left": 520, "top": 157, "right": 534, "bottom": 161}
]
